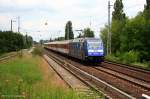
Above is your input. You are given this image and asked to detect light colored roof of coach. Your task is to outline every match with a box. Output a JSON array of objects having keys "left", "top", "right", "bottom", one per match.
[
  {"left": 72, "top": 37, "right": 102, "bottom": 42},
  {"left": 44, "top": 40, "right": 71, "bottom": 45},
  {"left": 44, "top": 38, "right": 103, "bottom": 45}
]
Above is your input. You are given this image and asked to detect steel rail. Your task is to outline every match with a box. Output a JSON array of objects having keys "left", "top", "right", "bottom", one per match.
[
  {"left": 94, "top": 67, "right": 150, "bottom": 91},
  {"left": 45, "top": 50, "right": 135, "bottom": 99},
  {"left": 104, "top": 60, "right": 150, "bottom": 74},
  {"left": 0, "top": 54, "right": 17, "bottom": 61},
  {"left": 44, "top": 51, "right": 105, "bottom": 99}
]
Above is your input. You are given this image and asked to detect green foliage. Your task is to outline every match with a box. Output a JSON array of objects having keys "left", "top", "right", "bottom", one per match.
[
  {"left": 54, "top": 37, "right": 65, "bottom": 41},
  {"left": 106, "top": 50, "right": 139, "bottom": 64},
  {"left": 144, "top": 0, "right": 150, "bottom": 20},
  {"left": 0, "top": 54, "right": 102, "bottom": 99},
  {"left": 105, "top": 54, "right": 120, "bottom": 62},
  {"left": 105, "top": 53, "right": 149, "bottom": 69},
  {"left": 0, "top": 31, "right": 23, "bottom": 53},
  {"left": 83, "top": 28, "right": 95, "bottom": 37},
  {"left": 32, "top": 46, "right": 43, "bottom": 56},
  {"left": 65, "top": 21, "right": 74, "bottom": 40},
  {"left": 0, "top": 55, "right": 42, "bottom": 95},
  {"left": 100, "top": 25, "right": 108, "bottom": 53},
  {"left": 0, "top": 31, "right": 33, "bottom": 54},
  {"left": 112, "top": 0, "right": 126, "bottom": 21},
  {"left": 118, "top": 51, "right": 139, "bottom": 64},
  {"left": 24, "top": 35, "right": 33, "bottom": 48},
  {"left": 147, "top": 61, "right": 150, "bottom": 68},
  {"left": 122, "top": 13, "right": 150, "bottom": 61},
  {"left": 101, "top": 0, "right": 150, "bottom": 63},
  {"left": 76, "top": 33, "right": 83, "bottom": 38},
  {"left": 111, "top": 0, "right": 126, "bottom": 53}
]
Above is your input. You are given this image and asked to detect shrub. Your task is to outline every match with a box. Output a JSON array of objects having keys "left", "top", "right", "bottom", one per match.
[
  {"left": 105, "top": 54, "right": 120, "bottom": 62},
  {"left": 146, "top": 61, "right": 150, "bottom": 68},
  {"left": 119, "top": 50, "right": 139, "bottom": 64},
  {"left": 32, "top": 47, "right": 43, "bottom": 56}
]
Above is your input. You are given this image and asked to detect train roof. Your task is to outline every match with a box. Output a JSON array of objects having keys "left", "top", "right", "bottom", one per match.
[
  {"left": 44, "top": 38, "right": 102, "bottom": 45},
  {"left": 72, "top": 37, "right": 102, "bottom": 42},
  {"left": 44, "top": 40, "right": 70, "bottom": 45}
]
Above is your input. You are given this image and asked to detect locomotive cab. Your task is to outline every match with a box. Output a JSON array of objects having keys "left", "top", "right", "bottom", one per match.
[{"left": 85, "top": 38, "right": 104, "bottom": 62}]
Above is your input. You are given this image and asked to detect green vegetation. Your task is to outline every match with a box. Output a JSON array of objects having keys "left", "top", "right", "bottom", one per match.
[
  {"left": 101, "top": 0, "right": 150, "bottom": 67},
  {"left": 0, "top": 53, "right": 42, "bottom": 96},
  {"left": 111, "top": 0, "right": 126, "bottom": 53},
  {"left": 0, "top": 31, "right": 33, "bottom": 55},
  {"left": 32, "top": 46, "right": 43, "bottom": 56},
  {"left": 83, "top": 28, "right": 95, "bottom": 37},
  {"left": 144, "top": 0, "right": 150, "bottom": 20},
  {"left": 0, "top": 52, "right": 102, "bottom": 99},
  {"left": 54, "top": 37, "right": 65, "bottom": 41},
  {"left": 65, "top": 21, "right": 74, "bottom": 40},
  {"left": 105, "top": 54, "right": 150, "bottom": 69}
]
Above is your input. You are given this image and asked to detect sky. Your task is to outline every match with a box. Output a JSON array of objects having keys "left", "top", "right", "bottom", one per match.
[{"left": 0, "top": 0, "right": 146, "bottom": 41}]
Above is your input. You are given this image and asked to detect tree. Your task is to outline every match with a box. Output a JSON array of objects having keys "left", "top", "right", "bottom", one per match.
[
  {"left": 122, "top": 13, "right": 150, "bottom": 61},
  {"left": 83, "top": 28, "right": 94, "bottom": 37},
  {"left": 0, "top": 31, "right": 26, "bottom": 54},
  {"left": 100, "top": 0, "right": 150, "bottom": 62},
  {"left": 100, "top": 25, "right": 108, "bottom": 53},
  {"left": 65, "top": 21, "right": 74, "bottom": 40},
  {"left": 23, "top": 34, "right": 33, "bottom": 48},
  {"left": 76, "top": 33, "right": 82, "bottom": 38},
  {"left": 144, "top": 0, "right": 150, "bottom": 20},
  {"left": 112, "top": 0, "right": 125, "bottom": 21},
  {"left": 111, "top": 0, "right": 126, "bottom": 53},
  {"left": 54, "top": 37, "right": 65, "bottom": 41},
  {"left": 0, "top": 31, "right": 33, "bottom": 54}
]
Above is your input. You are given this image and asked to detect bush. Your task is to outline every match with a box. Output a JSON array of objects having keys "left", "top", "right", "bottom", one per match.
[
  {"left": 146, "top": 61, "right": 150, "bottom": 68},
  {"left": 105, "top": 54, "right": 120, "bottom": 62},
  {"left": 32, "top": 47, "right": 43, "bottom": 56},
  {"left": 119, "top": 51, "right": 139, "bottom": 64}
]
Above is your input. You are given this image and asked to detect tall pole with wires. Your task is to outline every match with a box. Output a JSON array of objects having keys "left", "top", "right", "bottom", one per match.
[
  {"left": 18, "top": 16, "right": 20, "bottom": 33},
  {"left": 107, "top": 1, "right": 112, "bottom": 55},
  {"left": 67, "top": 24, "right": 69, "bottom": 40},
  {"left": 10, "top": 19, "right": 16, "bottom": 32},
  {"left": 11, "top": 20, "right": 13, "bottom": 32}
]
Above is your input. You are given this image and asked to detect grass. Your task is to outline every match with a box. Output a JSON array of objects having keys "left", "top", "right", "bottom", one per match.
[
  {"left": 0, "top": 51, "right": 103, "bottom": 99},
  {"left": 0, "top": 52, "right": 42, "bottom": 96},
  {"left": 31, "top": 46, "right": 43, "bottom": 56}
]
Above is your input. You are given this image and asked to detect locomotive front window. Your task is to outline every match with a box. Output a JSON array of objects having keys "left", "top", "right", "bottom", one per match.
[
  {"left": 87, "top": 42, "right": 102, "bottom": 50},
  {"left": 87, "top": 41, "right": 104, "bottom": 56}
]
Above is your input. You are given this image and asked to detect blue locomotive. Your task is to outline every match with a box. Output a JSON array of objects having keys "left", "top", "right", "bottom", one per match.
[{"left": 44, "top": 38, "right": 104, "bottom": 62}]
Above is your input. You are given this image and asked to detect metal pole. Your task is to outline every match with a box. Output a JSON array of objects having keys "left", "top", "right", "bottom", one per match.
[
  {"left": 10, "top": 19, "right": 16, "bottom": 32},
  {"left": 67, "top": 24, "right": 69, "bottom": 40},
  {"left": 107, "top": 1, "right": 110, "bottom": 55},
  {"left": 107, "top": 1, "right": 112, "bottom": 55},
  {"left": 11, "top": 20, "right": 12, "bottom": 32},
  {"left": 108, "top": 1, "right": 111, "bottom": 54},
  {"left": 18, "top": 16, "right": 20, "bottom": 33}
]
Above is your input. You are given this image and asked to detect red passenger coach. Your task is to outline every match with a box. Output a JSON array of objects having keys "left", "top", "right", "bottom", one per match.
[{"left": 44, "top": 40, "right": 70, "bottom": 55}]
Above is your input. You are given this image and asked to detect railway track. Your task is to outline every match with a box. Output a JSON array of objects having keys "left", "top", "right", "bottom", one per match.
[
  {"left": 44, "top": 51, "right": 104, "bottom": 99},
  {"left": 67, "top": 60, "right": 150, "bottom": 99},
  {"left": 104, "top": 60, "right": 150, "bottom": 72},
  {"left": 103, "top": 61, "right": 150, "bottom": 83},
  {"left": 45, "top": 49, "right": 141, "bottom": 99},
  {"left": 0, "top": 53, "right": 17, "bottom": 62},
  {"left": 45, "top": 49, "right": 150, "bottom": 98},
  {"left": 94, "top": 66, "right": 150, "bottom": 91}
]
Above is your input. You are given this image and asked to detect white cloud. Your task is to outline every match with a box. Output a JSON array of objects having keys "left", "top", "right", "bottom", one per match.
[{"left": 0, "top": 0, "right": 146, "bottom": 41}]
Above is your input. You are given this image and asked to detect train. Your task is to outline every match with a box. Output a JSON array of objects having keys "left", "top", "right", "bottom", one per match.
[{"left": 44, "top": 38, "right": 104, "bottom": 62}]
